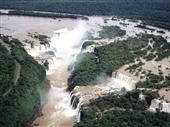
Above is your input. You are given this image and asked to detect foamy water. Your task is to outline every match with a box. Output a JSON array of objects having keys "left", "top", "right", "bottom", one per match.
[
  {"left": 33, "top": 20, "right": 87, "bottom": 127},
  {"left": 96, "top": 73, "right": 136, "bottom": 93},
  {"left": 1, "top": 14, "right": 170, "bottom": 126}
]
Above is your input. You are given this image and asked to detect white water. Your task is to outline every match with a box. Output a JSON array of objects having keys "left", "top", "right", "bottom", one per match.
[
  {"left": 113, "top": 73, "right": 136, "bottom": 91},
  {"left": 48, "top": 21, "right": 86, "bottom": 71},
  {"left": 149, "top": 99, "right": 170, "bottom": 113},
  {"left": 33, "top": 20, "right": 87, "bottom": 127},
  {"left": 22, "top": 16, "right": 170, "bottom": 126},
  {"left": 96, "top": 73, "right": 136, "bottom": 93}
]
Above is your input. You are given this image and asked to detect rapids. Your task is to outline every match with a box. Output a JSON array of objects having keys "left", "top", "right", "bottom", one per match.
[{"left": 32, "top": 20, "right": 87, "bottom": 127}]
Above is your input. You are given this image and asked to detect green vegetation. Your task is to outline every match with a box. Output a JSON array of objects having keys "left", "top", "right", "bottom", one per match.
[
  {"left": 69, "top": 34, "right": 147, "bottom": 86},
  {"left": 142, "top": 90, "right": 159, "bottom": 99},
  {"left": 1, "top": 10, "right": 88, "bottom": 20},
  {"left": 0, "top": 45, "right": 16, "bottom": 94},
  {"left": 0, "top": 35, "right": 46, "bottom": 127},
  {"left": 69, "top": 33, "right": 170, "bottom": 89},
  {"left": 151, "top": 35, "right": 170, "bottom": 61},
  {"left": 99, "top": 26, "right": 126, "bottom": 39},
  {"left": 68, "top": 53, "right": 98, "bottom": 87},
  {"left": 28, "top": 32, "right": 50, "bottom": 47},
  {"left": 0, "top": 0, "right": 170, "bottom": 30},
  {"left": 82, "top": 41, "right": 96, "bottom": 49},
  {"left": 137, "top": 74, "right": 170, "bottom": 89},
  {"left": 125, "top": 61, "right": 145, "bottom": 74},
  {"left": 74, "top": 90, "right": 170, "bottom": 127},
  {"left": 145, "top": 53, "right": 157, "bottom": 61},
  {"left": 69, "top": 41, "right": 134, "bottom": 86},
  {"left": 138, "top": 34, "right": 170, "bottom": 61}
]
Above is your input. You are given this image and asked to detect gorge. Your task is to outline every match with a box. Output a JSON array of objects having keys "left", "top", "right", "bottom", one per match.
[
  {"left": 1, "top": 11, "right": 170, "bottom": 127},
  {"left": 31, "top": 20, "right": 87, "bottom": 127}
]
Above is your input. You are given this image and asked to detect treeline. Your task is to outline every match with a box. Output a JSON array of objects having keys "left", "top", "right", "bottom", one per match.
[
  {"left": 74, "top": 90, "right": 170, "bottom": 127},
  {"left": 0, "top": 0, "right": 170, "bottom": 30},
  {"left": 98, "top": 26, "right": 126, "bottom": 39},
  {"left": 0, "top": 10, "right": 88, "bottom": 20},
  {"left": 0, "top": 35, "right": 47, "bottom": 127},
  {"left": 137, "top": 74, "right": 170, "bottom": 89}
]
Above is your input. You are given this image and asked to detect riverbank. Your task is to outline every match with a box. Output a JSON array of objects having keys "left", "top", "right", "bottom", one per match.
[
  {"left": 0, "top": 9, "right": 88, "bottom": 20},
  {"left": 1, "top": 14, "right": 170, "bottom": 127},
  {"left": 1, "top": 0, "right": 170, "bottom": 30}
]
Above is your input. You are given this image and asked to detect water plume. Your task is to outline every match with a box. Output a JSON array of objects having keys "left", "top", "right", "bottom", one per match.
[
  {"left": 49, "top": 20, "right": 87, "bottom": 70},
  {"left": 33, "top": 20, "right": 87, "bottom": 127},
  {"left": 97, "top": 73, "right": 136, "bottom": 92}
]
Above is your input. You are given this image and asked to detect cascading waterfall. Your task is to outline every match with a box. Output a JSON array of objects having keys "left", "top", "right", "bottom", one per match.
[
  {"left": 112, "top": 73, "right": 136, "bottom": 91},
  {"left": 32, "top": 20, "right": 87, "bottom": 127},
  {"left": 97, "top": 72, "right": 136, "bottom": 92},
  {"left": 149, "top": 99, "right": 170, "bottom": 113}
]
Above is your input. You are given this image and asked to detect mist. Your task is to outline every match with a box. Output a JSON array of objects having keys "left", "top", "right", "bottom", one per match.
[
  {"left": 96, "top": 73, "right": 136, "bottom": 92},
  {"left": 33, "top": 20, "right": 87, "bottom": 127},
  {"left": 48, "top": 20, "right": 87, "bottom": 72}
]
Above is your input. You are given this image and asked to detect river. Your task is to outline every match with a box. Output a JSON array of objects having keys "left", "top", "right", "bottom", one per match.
[
  {"left": 1, "top": 14, "right": 170, "bottom": 127},
  {"left": 32, "top": 20, "right": 87, "bottom": 127}
]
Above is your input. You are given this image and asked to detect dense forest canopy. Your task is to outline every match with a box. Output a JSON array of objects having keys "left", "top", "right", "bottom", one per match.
[
  {"left": 1, "top": 0, "right": 169, "bottom": 14},
  {"left": 0, "top": 35, "right": 46, "bottom": 127},
  {"left": 74, "top": 90, "right": 170, "bottom": 127},
  {"left": 0, "top": 0, "right": 170, "bottom": 29},
  {"left": 68, "top": 33, "right": 170, "bottom": 89}
]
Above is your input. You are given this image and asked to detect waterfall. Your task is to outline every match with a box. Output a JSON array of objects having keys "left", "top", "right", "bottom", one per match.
[
  {"left": 31, "top": 20, "right": 87, "bottom": 127},
  {"left": 104, "top": 72, "right": 136, "bottom": 91},
  {"left": 161, "top": 102, "right": 170, "bottom": 113},
  {"left": 149, "top": 99, "right": 170, "bottom": 113},
  {"left": 96, "top": 72, "right": 136, "bottom": 93}
]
